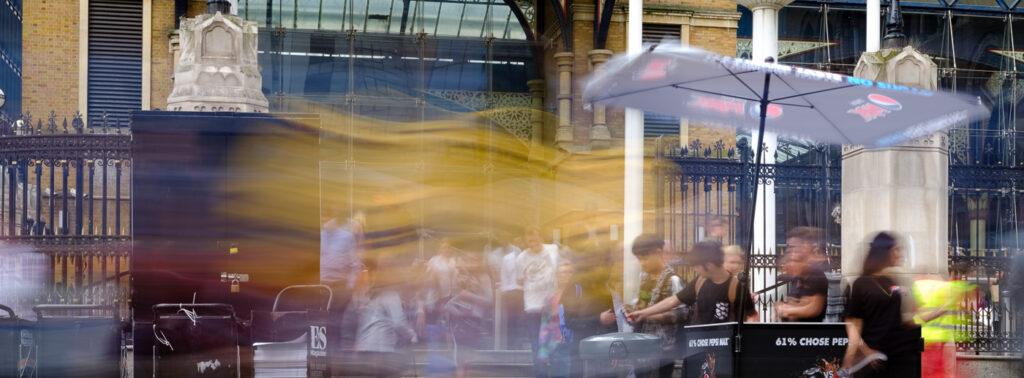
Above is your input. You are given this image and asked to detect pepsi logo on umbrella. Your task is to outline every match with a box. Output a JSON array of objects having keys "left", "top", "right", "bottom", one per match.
[
  {"left": 636, "top": 59, "right": 672, "bottom": 81},
  {"left": 868, "top": 94, "right": 903, "bottom": 111},
  {"left": 848, "top": 94, "right": 903, "bottom": 122}
]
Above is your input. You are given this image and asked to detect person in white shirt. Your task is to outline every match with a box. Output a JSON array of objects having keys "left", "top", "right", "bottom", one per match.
[
  {"left": 517, "top": 227, "right": 559, "bottom": 359},
  {"left": 426, "top": 238, "right": 459, "bottom": 301},
  {"left": 497, "top": 233, "right": 524, "bottom": 349}
]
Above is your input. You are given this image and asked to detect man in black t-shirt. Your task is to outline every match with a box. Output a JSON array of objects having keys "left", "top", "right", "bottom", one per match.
[
  {"left": 631, "top": 240, "right": 755, "bottom": 325},
  {"left": 777, "top": 248, "right": 827, "bottom": 322}
]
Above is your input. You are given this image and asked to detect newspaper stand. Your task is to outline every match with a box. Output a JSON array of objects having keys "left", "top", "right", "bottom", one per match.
[
  {"left": 579, "top": 332, "right": 662, "bottom": 377},
  {"left": 682, "top": 322, "right": 921, "bottom": 377},
  {"left": 251, "top": 285, "right": 333, "bottom": 378},
  {"left": 153, "top": 303, "right": 242, "bottom": 378},
  {"left": 33, "top": 304, "right": 121, "bottom": 378}
]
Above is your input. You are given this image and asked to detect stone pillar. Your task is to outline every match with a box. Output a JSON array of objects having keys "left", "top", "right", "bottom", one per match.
[
  {"left": 734, "top": 0, "right": 794, "bottom": 63},
  {"left": 527, "top": 79, "right": 546, "bottom": 161},
  {"left": 168, "top": 31, "right": 181, "bottom": 75},
  {"left": 842, "top": 45, "right": 947, "bottom": 282},
  {"left": 554, "top": 52, "right": 575, "bottom": 150},
  {"left": 588, "top": 49, "right": 613, "bottom": 149},
  {"left": 866, "top": 0, "right": 881, "bottom": 52}
]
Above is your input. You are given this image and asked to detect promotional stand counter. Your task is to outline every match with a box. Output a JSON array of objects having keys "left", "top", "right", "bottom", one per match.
[{"left": 682, "top": 322, "right": 921, "bottom": 377}]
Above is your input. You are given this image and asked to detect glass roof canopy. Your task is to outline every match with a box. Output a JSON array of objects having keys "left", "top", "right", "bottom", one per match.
[{"left": 238, "top": 0, "right": 528, "bottom": 40}]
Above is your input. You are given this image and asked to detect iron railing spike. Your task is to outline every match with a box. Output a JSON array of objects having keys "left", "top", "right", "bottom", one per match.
[{"left": 72, "top": 111, "right": 84, "bottom": 133}]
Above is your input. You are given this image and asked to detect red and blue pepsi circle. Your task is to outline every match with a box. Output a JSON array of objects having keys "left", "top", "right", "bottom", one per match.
[{"left": 868, "top": 94, "right": 902, "bottom": 111}]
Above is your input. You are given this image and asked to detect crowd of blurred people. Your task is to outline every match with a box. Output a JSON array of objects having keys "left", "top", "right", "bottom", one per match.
[{"left": 317, "top": 208, "right": 1019, "bottom": 378}]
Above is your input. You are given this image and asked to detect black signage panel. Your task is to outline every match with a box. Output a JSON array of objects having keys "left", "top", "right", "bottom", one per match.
[
  {"left": 683, "top": 323, "right": 735, "bottom": 378},
  {"left": 740, "top": 323, "right": 848, "bottom": 377},
  {"left": 682, "top": 323, "right": 920, "bottom": 378}
]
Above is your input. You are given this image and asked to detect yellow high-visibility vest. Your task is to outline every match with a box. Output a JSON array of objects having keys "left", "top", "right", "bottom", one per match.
[{"left": 912, "top": 278, "right": 973, "bottom": 343}]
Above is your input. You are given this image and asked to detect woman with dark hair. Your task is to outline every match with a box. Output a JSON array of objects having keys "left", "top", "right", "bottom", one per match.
[{"left": 842, "top": 232, "right": 919, "bottom": 377}]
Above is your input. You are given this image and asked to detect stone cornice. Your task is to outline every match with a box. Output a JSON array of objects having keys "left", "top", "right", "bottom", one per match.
[
  {"left": 841, "top": 133, "right": 949, "bottom": 159},
  {"left": 733, "top": 0, "right": 796, "bottom": 11}
]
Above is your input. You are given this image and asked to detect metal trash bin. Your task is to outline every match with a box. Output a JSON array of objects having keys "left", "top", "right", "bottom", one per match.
[
  {"left": 33, "top": 304, "right": 121, "bottom": 378},
  {"left": 153, "top": 303, "right": 242, "bottom": 378},
  {"left": 0, "top": 304, "right": 31, "bottom": 377},
  {"left": 579, "top": 332, "right": 662, "bottom": 378}
]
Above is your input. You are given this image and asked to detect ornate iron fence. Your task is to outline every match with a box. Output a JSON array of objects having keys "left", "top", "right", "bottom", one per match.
[
  {"left": 950, "top": 248, "right": 1022, "bottom": 354},
  {"left": 0, "top": 111, "right": 131, "bottom": 320},
  {"left": 949, "top": 161, "right": 1024, "bottom": 354},
  {"left": 655, "top": 136, "right": 842, "bottom": 322},
  {"left": 658, "top": 135, "right": 1024, "bottom": 354}
]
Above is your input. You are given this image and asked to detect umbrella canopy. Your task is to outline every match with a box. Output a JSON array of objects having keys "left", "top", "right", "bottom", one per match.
[{"left": 583, "top": 45, "right": 990, "bottom": 148}]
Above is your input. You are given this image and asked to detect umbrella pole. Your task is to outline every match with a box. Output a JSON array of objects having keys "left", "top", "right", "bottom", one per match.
[{"left": 734, "top": 71, "right": 772, "bottom": 377}]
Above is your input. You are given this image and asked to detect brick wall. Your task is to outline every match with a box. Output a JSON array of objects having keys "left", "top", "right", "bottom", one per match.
[
  {"left": 151, "top": 0, "right": 175, "bottom": 110},
  {"left": 187, "top": 0, "right": 206, "bottom": 17},
  {"left": 22, "top": 0, "right": 79, "bottom": 119},
  {"left": 689, "top": 25, "right": 738, "bottom": 147},
  {"left": 691, "top": 25, "right": 736, "bottom": 56},
  {"left": 552, "top": 2, "right": 740, "bottom": 151},
  {"left": 646, "top": 0, "right": 738, "bottom": 11},
  {"left": 683, "top": 0, "right": 739, "bottom": 12}
]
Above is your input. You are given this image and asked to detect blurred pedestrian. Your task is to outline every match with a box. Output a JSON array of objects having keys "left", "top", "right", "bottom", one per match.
[
  {"left": 0, "top": 241, "right": 46, "bottom": 321},
  {"left": 776, "top": 234, "right": 827, "bottom": 322},
  {"left": 704, "top": 216, "right": 728, "bottom": 242},
  {"left": 351, "top": 255, "right": 417, "bottom": 377},
  {"left": 537, "top": 261, "right": 577, "bottom": 378},
  {"left": 842, "top": 232, "right": 919, "bottom": 377},
  {"left": 630, "top": 240, "right": 755, "bottom": 325},
  {"left": 912, "top": 272, "right": 973, "bottom": 378},
  {"left": 630, "top": 234, "right": 685, "bottom": 378},
  {"left": 561, "top": 241, "right": 617, "bottom": 377},
  {"left": 446, "top": 255, "right": 494, "bottom": 377},
  {"left": 722, "top": 245, "right": 744, "bottom": 275},
  {"left": 787, "top": 227, "right": 829, "bottom": 274},
  {"left": 427, "top": 238, "right": 459, "bottom": 305},
  {"left": 321, "top": 209, "right": 365, "bottom": 350},
  {"left": 495, "top": 230, "right": 526, "bottom": 349},
  {"left": 517, "top": 226, "right": 560, "bottom": 376}
]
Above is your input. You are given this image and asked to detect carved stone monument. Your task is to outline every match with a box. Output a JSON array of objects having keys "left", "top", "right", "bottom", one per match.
[
  {"left": 167, "top": 0, "right": 268, "bottom": 112},
  {"left": 842, "top": 0, "right": 947, "bottom": 282}
]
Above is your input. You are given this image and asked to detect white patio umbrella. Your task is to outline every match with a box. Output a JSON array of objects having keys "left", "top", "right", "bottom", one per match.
[
  {"left": 584, "top": 44, "right": 988, "bottom": 148},
  {"left": 583, "top": 44, "right": 990, "bottom": 361}
]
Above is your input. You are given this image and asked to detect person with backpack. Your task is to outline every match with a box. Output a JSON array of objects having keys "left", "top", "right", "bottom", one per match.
[
  {"left": 630, "top": 234, "right": 686, "bottom": 378},
  {"left": 630, "top": 240, "right": 755, "bottom": 325}
]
